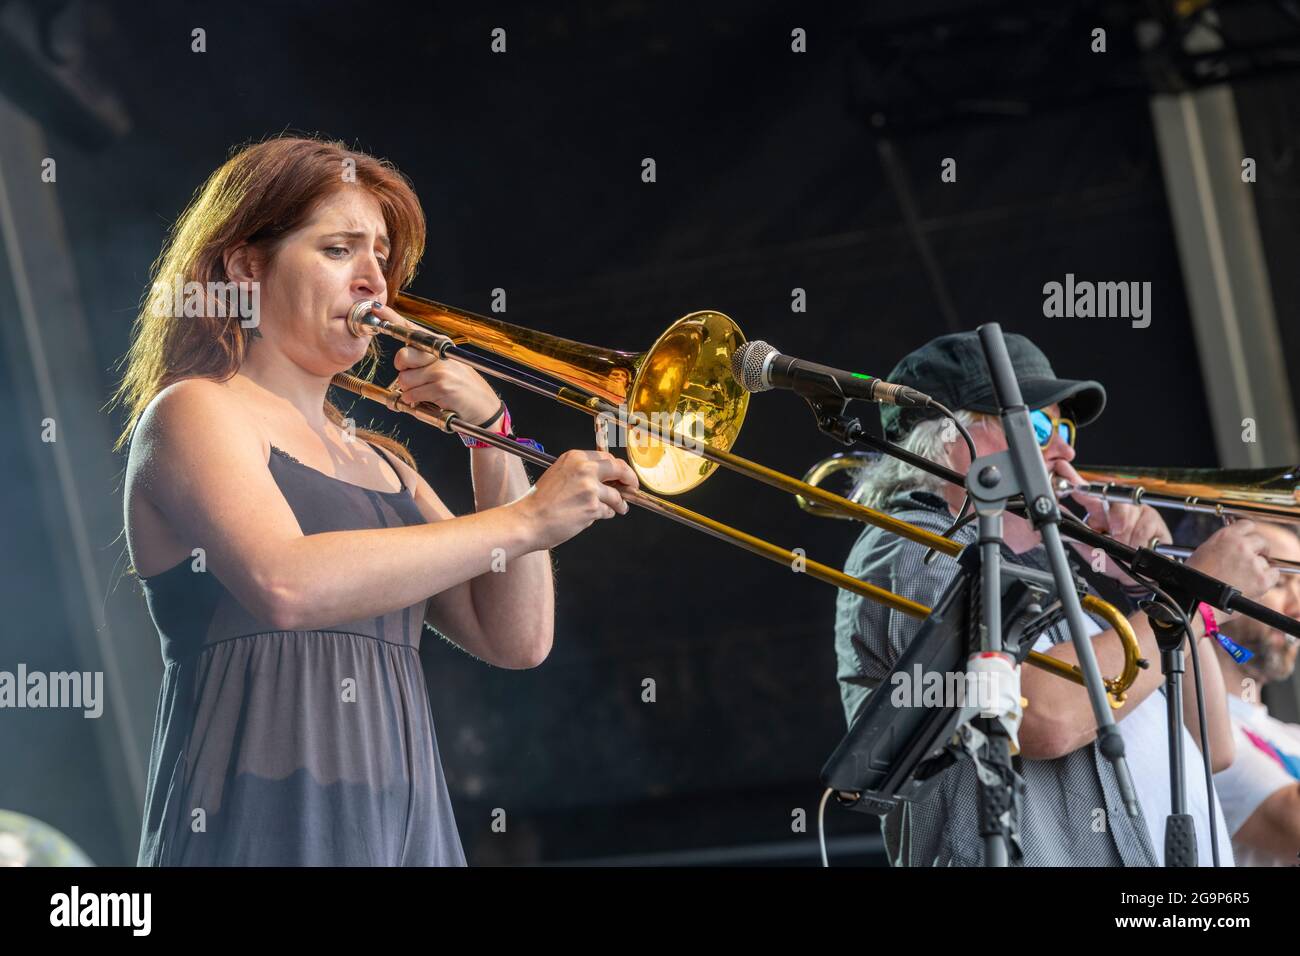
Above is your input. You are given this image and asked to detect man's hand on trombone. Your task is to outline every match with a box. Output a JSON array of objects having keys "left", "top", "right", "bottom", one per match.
[
  {"left": 1053, "top": 459, "right": 1171, "bottom": 585},
  {"left": 1053, "top": 459, "right": 1279, "bottom": 618}
]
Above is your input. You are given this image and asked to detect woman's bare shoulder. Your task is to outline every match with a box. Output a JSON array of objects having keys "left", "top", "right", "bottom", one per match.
[{"left": 127, "top": 379, "right": 261, "bottom": 484}]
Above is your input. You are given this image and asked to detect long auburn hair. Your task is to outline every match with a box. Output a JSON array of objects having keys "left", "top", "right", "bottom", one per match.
[{"left": 112, "top": 134, "right": 424, "bottom": 467}]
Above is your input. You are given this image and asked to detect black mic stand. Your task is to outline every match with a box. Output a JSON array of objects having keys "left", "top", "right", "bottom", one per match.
[
  {"left": 1121, "top": 549, "right": 1263, "bottom": 866},
  {"left": 1142, "top": 600, "right": 1197, "bottom": 866},
  {"left": 964, "top": 323, "right": 1142, "bottom": 832}
]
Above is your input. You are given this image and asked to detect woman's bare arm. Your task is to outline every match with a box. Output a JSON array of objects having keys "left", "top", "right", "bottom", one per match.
[{"left": 378, "top": 445, "right": 555, "bottom": 669}]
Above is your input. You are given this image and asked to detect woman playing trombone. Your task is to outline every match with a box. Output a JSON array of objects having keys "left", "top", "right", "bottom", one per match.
[{"left": 117, "top": 135, "right": 637, "bottom": 866}]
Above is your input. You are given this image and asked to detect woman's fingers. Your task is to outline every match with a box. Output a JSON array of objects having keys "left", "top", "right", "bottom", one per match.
[
  {"left": 596, "top": 482, "right": 629, "bottom": 515},
  {"left": 591, "top": 453, "right": 640, "bottom": 490},
  {"left": 395, "top": 360, "right": 450, "bottom": 392},
  {"left": 393, "top": 345, "right": 438, "bottom": 372}
]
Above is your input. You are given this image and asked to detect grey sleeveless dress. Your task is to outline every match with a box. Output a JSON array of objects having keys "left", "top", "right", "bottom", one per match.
[{"left": 135, "top": 444, "right": 467, "bottom": 866}]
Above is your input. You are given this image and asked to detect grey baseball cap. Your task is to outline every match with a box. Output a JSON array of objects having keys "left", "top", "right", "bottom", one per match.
[{"left": 879, "top": 331, "right": 1106, "bottom": 441}]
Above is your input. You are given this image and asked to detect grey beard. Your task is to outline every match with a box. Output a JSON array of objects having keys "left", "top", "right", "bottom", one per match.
[{"left": 1241, "top": 645, "right": 1294, "bottom": 685}]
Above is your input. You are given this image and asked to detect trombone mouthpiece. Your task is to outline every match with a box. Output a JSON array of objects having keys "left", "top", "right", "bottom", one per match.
[{"left": 346, "top": 299, "right": 385, "bottom": 337}]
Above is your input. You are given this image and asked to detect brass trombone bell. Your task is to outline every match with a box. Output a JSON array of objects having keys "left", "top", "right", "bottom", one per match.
[
  {"left": 797, "top": 451, "right": 884, "bottom": 519},
  {"left": 373, "top": 293, "right": 749, "bottom": 496}
]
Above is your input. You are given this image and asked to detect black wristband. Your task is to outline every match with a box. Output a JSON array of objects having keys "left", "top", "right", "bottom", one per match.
[{"left": 476, "top": 400, "right": 506, "bottom": 430}]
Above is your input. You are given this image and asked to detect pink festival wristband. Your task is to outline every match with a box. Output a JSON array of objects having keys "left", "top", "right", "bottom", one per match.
[
  {"left": 1196, "top": 602, "right": 1219, "bottom": 639},
  {"left": 1198, "top": 601, "right": 1255, "bottom": 663},
  {"left": 459, "top": 403, "right": 546, "bottom": 455}
]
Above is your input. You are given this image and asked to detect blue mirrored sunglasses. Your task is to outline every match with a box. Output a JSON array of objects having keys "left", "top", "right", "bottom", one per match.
[{"left": 1029, "top": 408, "right": 1076, "bottom": 448}]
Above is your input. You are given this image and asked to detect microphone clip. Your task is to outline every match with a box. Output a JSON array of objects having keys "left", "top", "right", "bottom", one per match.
[{"left": 805, "top": 393, "right": 863, "bottom": 445}]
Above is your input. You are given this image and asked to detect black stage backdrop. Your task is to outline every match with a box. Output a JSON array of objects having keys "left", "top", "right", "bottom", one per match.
[{"left": 3, "top": 0, "right": 1300, "bottom": 866}]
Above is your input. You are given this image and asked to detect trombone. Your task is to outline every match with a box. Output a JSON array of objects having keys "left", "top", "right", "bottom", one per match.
[
  {"left": 801, "top": 452, "right": 1300, "bottom": 575},
  {"left": 1066, "top": 466, "right": 1300, "bottom": 575},
  {"left": 331, "top": 295, "right": 959, "bottom": 619},
  {"left": 331, "top": 295, "right": 1142, "bottom": 705},
  {"left": 1072, "top": 465, "right": 1300, "bottom": 524}
]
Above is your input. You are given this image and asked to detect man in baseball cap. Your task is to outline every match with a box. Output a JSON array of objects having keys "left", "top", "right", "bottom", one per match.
[{"left": 834, "top": 329, "right": 1276, "bottom": 867}]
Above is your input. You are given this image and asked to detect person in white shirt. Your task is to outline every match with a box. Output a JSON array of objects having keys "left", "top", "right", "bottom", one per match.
[{"left": 1211, "top": 521, "right": 1300, "bottom": 866}]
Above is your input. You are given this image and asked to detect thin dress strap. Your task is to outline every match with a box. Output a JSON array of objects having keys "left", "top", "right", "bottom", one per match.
[{"left": 366, "top": 441, "right": 407, "bottom": 494}]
